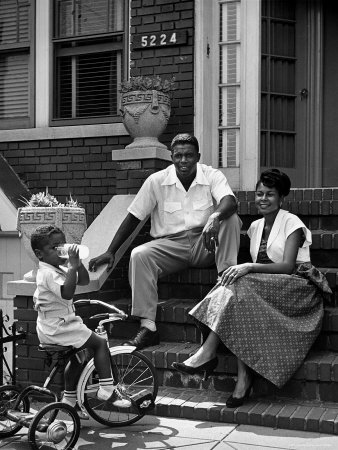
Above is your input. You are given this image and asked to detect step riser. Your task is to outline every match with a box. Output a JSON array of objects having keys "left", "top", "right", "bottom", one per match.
[
  {"left": 111, "top": 302, "right": 338, "bottom": 352},
  {"left": 110, "top": 319, "right": 338, "bottom": 351},
  {"left": 152, "top": 387, "right": 338, "bottom": 435},
  {"left": 154, "top": 368, "right": 338, "bottom": 403},
  {"left": 137, "top": 344, "right": 338, "bottom": 403}
]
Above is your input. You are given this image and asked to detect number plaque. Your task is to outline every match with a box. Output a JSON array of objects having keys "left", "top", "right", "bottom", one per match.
[{"left": 133, "top": 31, "right": 188, "bottom": 49}]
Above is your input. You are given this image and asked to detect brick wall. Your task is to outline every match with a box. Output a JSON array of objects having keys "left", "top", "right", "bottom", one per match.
[
  {"left": 130, "top": 0, "right": 195, "bottom": 142},
  {"left": 0, "top": 136, "right": 132, "bottom": 226},
  {"left": 114, "top": 158, "right": 170, "bottom": 195},
  {"left": 0, "top": 0, "right": 195, "bottom": 225}
]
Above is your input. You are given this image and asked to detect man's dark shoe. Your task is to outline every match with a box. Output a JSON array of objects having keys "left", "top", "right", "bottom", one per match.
[{"left": 123, "top": 327, "right": 160, "bottom": 350}]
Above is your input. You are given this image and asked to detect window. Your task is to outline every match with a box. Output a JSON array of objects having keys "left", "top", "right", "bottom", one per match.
[
  {"left": 52, "top": 0, "right": 127, "bottom": 125},
  {"left": 218, "top": 0, "right": 241, "bottom": 168},
  {"left": 0, "top": 0, "right": 34, "bottom": 129}
]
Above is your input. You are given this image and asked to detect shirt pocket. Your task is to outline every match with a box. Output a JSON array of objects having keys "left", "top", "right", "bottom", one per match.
[
  {"left": 192, "top": 199, "right": 214, "bottom": 224},
  {"left": 193, "top": 199, "right": 213, "bottom": 211},
  {"left": 163, "top": 201, "right": 182, "bottom": 224}
]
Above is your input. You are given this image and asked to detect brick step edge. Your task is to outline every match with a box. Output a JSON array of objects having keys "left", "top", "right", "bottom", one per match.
[
  {"left": 152, "top": 387, "right": 338, "bottom": 435},
  {"left": 112, "top": 298, "right": 338, "bottom": 333},
  {"left": 109, "top": 340, "right": 338, "bottom": 384}
]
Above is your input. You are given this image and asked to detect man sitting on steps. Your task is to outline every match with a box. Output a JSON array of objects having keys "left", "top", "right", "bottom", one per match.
[{"left": 89, "top": 133, "right": 242, "bottom": 350}]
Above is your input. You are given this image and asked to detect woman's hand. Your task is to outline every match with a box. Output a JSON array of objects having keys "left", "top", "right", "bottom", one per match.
[{"left": 220, "top": 263, "right": 252, "bottom": 286}]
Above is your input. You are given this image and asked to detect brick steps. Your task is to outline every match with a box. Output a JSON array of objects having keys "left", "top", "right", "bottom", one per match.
[
  {"left": 87, "top": 191, "right": 338, "bottom": 433},
  {"left": 158, "top": 265, "right": 338, "bottom": 303},
  {"left": 152, "top": 386, "right": 338, "bottom": 435},
  {"left": 109, "top": 297, "right": 338, "bottom": 350},
  {"left": 106, "top": 337, "right": 338, "bottom": 403}
]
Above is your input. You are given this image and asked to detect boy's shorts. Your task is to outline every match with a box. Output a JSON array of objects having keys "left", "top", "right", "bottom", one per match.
[{"left": 37, "top": 313, "right": 92, "bottom": 348}]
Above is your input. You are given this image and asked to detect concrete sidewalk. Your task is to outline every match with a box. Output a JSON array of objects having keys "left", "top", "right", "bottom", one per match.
[{"left": 2, "top": 414, "right": 338, "bottom": 449}]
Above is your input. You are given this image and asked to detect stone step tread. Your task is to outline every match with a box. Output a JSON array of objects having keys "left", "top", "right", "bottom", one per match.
[
  {"left": 152, "top": 386, "right": 338, "bottom": 435},
  {"left": 112, "top": 298, "right": 338, "bottom": 331},
  {"left": 110, "top": 339, "right": 338, "bottom": 382},
  {"left": 159, "top": 266, "right": 338, "bottom": 287}
]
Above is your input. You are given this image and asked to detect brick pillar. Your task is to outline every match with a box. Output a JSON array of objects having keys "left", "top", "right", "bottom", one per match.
[
  {"left": 14, "top": 295, "right": 64, "bottom": 393},
  {"left": 115, "top": 159, "right": 170, "bottom": 194},
  {"left": 112, "top": 148, "right": 172, "bottom": 193}
]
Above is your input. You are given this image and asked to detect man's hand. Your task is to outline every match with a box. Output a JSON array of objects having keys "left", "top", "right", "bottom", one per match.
[
  {"left": 88, "top": 252, "right": 115, "bottom": 272},
  {"left": 202, "top": 213, "right": 221, "bottom": 253}
]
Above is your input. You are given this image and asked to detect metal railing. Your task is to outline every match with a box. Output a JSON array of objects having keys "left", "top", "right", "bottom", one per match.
[{"left": 0, "top": 311, "right": 26, "bottom": 385}]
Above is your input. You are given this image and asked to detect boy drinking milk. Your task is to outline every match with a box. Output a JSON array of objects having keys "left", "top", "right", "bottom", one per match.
[{"left": 31, "top": 225, "right": 131, "bottom": 409}]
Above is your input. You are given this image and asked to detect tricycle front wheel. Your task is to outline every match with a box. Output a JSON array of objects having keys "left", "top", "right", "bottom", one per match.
[{"left": 28, "top": 402, "right": 80, "bottom": 450}]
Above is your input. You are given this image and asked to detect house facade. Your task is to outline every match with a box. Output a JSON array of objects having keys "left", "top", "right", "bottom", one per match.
[
  {"left": 3, "top": 1, "right": 338, "bottom": 426},
  {"left": 0, "top": 0, "right": 338, "bottom": 225}
]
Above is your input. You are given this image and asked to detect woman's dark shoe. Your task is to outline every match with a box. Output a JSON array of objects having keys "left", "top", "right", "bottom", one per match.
[
  {"left": 172, "top": 357, "right": 218, "bottom": 381},
  {"left": 226, "top": 382, "right": 253, "bottom": 408}
]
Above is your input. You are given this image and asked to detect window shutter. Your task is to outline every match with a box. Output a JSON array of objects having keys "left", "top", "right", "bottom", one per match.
[
  {"left": 0, "top": 53, "right": 29, "bottom": 119},
  {"left": 0, "top": 0, "right": 30, "bottom": 44},
  {"left": 218, "top": 0, "right": 241, "bottom": 168},
  {"left": 0, "top": 0, "right": 33, "bottom": 129}
]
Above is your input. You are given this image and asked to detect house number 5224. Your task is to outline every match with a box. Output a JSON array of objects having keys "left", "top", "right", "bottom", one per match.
[
  {"left": 142, "top": 33, "right": 177, "bottom": 47},
  {"left": 133, "top": 31, "right": 188, "bottom": 49}
]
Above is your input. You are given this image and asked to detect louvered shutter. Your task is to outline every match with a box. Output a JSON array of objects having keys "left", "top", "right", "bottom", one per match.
[{"left": 0, "top": 0, "right": 33, "bottom": 129}]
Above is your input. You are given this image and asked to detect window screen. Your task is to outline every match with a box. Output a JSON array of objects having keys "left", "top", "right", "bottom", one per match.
[{"left": 53, "top": 0, "right": 126, "bottom": 123}]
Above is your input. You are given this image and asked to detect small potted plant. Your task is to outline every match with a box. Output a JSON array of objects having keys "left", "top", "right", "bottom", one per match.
[
  {"left": 119, "top": 75, "right": 175, "bottom": 150},
  {"left": 17, "top": 189, "right": 87, "bottom": 281}
]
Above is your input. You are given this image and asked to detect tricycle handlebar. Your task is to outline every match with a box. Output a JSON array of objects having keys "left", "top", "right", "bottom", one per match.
[{"left": 74, "top": 299, "right": 128, "bottom": 319}]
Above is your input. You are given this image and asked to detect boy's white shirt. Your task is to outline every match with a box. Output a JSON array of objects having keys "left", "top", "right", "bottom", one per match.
[
  {"left": 247, "top": 209, "right": 312, "bottom": 264},
  {"left": 33, "top": 261, "right": 75, "bottom": 313}
]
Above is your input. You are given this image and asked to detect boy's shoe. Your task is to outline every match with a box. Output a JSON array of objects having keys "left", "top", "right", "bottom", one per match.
[
  {"left": 123, "top": 327, "right": 160, "bottom": 350},
  {"left": 97, "top": 387, "right": 132, "bottom": 408},
  {"left": 61, "top": 397, "right": 89, "bottom": 419},
  {"left": 75, "top": 406, "right": 89, "bottom": 420}
]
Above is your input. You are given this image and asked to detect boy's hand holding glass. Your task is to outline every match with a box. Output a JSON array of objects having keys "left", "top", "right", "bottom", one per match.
[
  {"left": 64, "top": 244, "right": 81, "bottom": 269},
  {"left": 56, "top": 243, "right": 89, "bottom": 260}
]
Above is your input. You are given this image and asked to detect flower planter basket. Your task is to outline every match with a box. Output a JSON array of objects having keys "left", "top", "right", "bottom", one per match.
[{"left": 17, "top": 206, "right": 87, "bottom": 281}]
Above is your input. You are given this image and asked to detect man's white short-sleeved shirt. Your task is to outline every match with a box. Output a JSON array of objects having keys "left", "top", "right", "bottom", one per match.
[{"left": 127, "top": 163, "right": 235, "bottom": 237}]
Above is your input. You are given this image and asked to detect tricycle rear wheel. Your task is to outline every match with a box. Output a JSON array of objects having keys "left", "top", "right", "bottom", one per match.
[{"left": 0, "top": 385, "right": 30, "bottom": 437}]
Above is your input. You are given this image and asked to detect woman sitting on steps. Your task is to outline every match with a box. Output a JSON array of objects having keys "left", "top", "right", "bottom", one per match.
[{"left": 172, "top": 168, "right": 332, "bottom": 408}]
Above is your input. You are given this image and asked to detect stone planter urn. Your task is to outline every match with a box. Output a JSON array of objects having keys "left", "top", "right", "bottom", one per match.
[
  {"left": 120, "top": 89, "right": 171, "bottom": 150},
  {"left": 17, "top": 206, "right": 87, "bottom": 282}
]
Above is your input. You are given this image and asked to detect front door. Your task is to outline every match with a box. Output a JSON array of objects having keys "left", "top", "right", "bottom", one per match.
[
  {"left": 322, "top": 1, "right": 338, "bottom": 187},
  {"left": 260, "top": 0, "right": 309, "bottom": 187}
]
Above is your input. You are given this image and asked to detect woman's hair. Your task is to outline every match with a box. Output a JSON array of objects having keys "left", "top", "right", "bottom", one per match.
[
  {"left": 31, "top": 225, "right": 64, "bottom": 252},
  {"left": 256, "top": 168, "right": 291, "bottom": 197}
]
